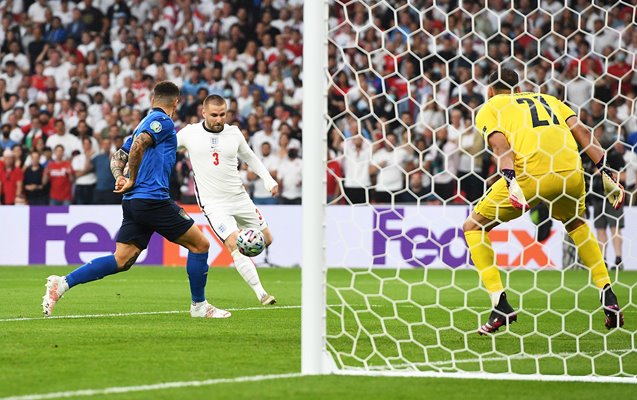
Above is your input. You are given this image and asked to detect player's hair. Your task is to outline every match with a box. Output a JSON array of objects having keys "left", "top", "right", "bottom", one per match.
[
  {"left": 152, "top": 81, "right": 181, "bottom": 105},
  {"left": 203, "top": 94, "right": 227, "bottom": 107},
  {"left": 488, "top": 68, "right": 519, "bottom": 92}
]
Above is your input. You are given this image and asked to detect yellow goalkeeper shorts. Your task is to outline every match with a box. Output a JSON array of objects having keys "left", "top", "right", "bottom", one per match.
[{"left": 474, "top": 170, "right": 586, "bottom": 224}]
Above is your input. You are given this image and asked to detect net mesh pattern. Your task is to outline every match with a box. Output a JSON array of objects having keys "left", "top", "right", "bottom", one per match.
[{"left": 324, "top": 0, "right": 637, "bottom": 379}]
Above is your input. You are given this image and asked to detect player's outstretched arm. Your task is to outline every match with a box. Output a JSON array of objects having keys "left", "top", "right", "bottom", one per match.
[
  {"left": 113, "top": 132, "right": 154, "bottom": 194},
  {"left": 488, "top": 131, "right": 529, "bottom": 210},
  {"left": 238, "top": 135, "right": 278, "bottom": 195},
  {"left": 566, "top": 116, "right": 624, "bottom": 209}
]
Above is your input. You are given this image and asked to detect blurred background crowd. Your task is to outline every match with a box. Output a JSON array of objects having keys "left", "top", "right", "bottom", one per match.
[{"left": 0, "top": 0, "right": 635, "bottom": 210}]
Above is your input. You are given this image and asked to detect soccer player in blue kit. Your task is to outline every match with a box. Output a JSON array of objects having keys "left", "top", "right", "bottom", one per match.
[{"left": 42, "top": 81, "right": 231, "bottom": 319}]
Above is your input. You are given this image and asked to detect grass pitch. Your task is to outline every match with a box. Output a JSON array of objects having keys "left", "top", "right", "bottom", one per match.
[{"left": 0, "top": 266, "right": 635, "bottom": 399}]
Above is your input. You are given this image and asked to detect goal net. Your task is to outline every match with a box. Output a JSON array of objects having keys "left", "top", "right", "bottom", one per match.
[{"left": 303, "top": 0, "right": 637, "bottom": 382}]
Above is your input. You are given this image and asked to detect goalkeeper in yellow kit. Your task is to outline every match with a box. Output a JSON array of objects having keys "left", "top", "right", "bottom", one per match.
[{"left": 464, "top": 68, "right": 625, "bottom": 335}]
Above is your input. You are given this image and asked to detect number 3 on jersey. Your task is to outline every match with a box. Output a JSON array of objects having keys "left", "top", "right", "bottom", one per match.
[{"left": 212, "top": 152, "right": 219, "bottom": 166}]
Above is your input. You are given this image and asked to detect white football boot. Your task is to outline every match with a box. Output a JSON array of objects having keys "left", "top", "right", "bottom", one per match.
[
  {"left": 260, "top": 294, "right": 277, "bottom": 305},
  {"left": 190, "top": 301, "right": 231, "bottom": 318},
  {"left": 42, "top": 275, "right": 69, "bottom": 317}
]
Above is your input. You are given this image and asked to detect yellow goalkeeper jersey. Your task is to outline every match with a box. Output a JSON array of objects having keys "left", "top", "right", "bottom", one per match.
[{"left": 475, "top": 92, "right": 580, "bottom": 175}]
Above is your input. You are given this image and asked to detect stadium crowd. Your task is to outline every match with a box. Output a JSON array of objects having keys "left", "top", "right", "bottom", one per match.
[
  {"left": 0, "top": 0, "right": 635, "bottom": 209},
  {"left": 0, "top": 0, "right": 305, "bottom": 206},
  {"left": 327, "top": 0, "right": 637, "bottom": 207}
]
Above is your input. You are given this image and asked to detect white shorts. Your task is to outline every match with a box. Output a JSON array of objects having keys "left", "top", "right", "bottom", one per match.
[{"left": 201, "top": 198, "right": 268, "bottom": 242}]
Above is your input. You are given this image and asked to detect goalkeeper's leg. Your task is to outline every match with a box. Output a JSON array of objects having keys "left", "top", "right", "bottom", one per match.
[
  {"left": 464, "top": 210, "right": 518, "bottom": 335},
  {"left": 565, "top": 218, "right": 624, "bottom": 329}
]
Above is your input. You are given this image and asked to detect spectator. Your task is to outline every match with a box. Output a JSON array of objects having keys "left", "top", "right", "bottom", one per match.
[
  {"left": 425, "top": 128, "right": 459, "bottom": 203},
  {"left": 342, "top": 135, "right": 372, "bottom": 204},
  {"left": 43, "top": 144, "right": 74, "bottom": 206},
  {"left": 182, "top": 66, "right": 208, "bottom": 97},
  {"left": 277, "top": 146, "right": 302, "bottom": 204},
  {"left": 12, "top": 144, "right": 25, "bottom": 169},
  {"left": 0, "top": 60, "right": 22, "bottom": 95},
  {"left": 45, "top": 17, "right": 68, "bottom": 46},
  {"left": 81, "top": 0, "right": 105, "bottom": 33},
  {"left": 0, "top": 124, "right": 17, "bottom": 151},
  {"left": 23, "top": 150, "right": 48, "bottom": 205},
  {"left": 327, "top": 148, "right": 343, "bottom": 204},
  {"left": 593, "top": 140, "right": 626, "bottom": 271},
  {"left": 107, "top": 0, "right": 132, "bottom": 23},
  {"left": 27, "top": 0, "right": 48, "bottom": 24},
  {"left": 3, "top": 40, "right": 30, "bottom": 73},
  {"left": 624, "top": 146, "right": 637, "bottom": 206},
  {"left": 250, "top": 115, "right": 279, "bottom": 158},
  {"left": 71, "top": 136, "right": 96, "bottom": 204},
  {"left": 0, "top": 148, "right": 24, "bottom": 204},
  {"left": 458, "top": 126, "right": 485, "bottom": 204},
  {"left": 93, "top": 137, "right": 121, "bottom": 204},
  {"left": 45, "top": 119, "right": 81, "bottom": 159},
  {"left": 369, "top": 133, "right": 411, "bottom": 204}
]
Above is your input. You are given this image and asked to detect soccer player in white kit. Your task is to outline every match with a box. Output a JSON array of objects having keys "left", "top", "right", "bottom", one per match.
[{"left": 177, "top": 95, "right": 278, "bottom": 305}]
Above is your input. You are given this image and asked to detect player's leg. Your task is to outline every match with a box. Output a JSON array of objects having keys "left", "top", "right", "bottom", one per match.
[
  {"left": 147, "top": 200, "right": 229, "bottom": 319},
  {"left": 42, "top": 201, "right": 150, "bottom": 316},
  {"left": 229, "top": 204, "right": 276, "bottom": 305},
  {"left": 555, "top": 171, "right": 623, "bottom": 328},
  {"left": 463, "top": 177, "right": 524, "bottom": 334},
  {"left": 596, "top": 227, "right": 608, "bottom": 260}
]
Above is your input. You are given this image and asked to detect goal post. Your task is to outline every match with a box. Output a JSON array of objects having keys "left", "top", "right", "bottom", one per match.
[
  {"left": 301, "top": 0, "right": 330, "bottom": 375},
  {"left": 302, "top": 0, "right": 637, "bottom": 383}
]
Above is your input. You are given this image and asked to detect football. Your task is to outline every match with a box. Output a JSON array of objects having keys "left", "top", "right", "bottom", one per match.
[{"left": 236, "top": 228, "right": 266, "bottom": 257}]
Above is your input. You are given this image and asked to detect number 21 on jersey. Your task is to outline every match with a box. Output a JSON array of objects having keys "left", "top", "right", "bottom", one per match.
[{"left": 516, "top": 96, "right": 559, "bottom": 128}]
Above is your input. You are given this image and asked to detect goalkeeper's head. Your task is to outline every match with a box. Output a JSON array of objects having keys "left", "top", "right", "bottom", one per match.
[{"left": 487, "top": 68, "right": 520, "bottom": 97}]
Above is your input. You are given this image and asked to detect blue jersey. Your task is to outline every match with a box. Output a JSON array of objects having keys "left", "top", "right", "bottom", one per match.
[{"left": 121, "top": 108, "right": 176, "bottom": 200}]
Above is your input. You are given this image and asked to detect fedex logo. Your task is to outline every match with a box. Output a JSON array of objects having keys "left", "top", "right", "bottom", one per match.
[
  {"left": 28, "top": 207, "right": 163, "bottom": 265},
  {"left": 372, "top": 207, "right": 555, "bottom": 268}
]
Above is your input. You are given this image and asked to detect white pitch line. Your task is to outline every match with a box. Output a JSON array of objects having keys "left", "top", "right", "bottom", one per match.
[
  {"left": 0, "top": 305, "right": 304, "bottom": 323},
  {"left": 2, "top": 302, "right": 635, "bottom": 322},
  {"left": 0, "top": 373, "right": 303, "bottom": 400}
]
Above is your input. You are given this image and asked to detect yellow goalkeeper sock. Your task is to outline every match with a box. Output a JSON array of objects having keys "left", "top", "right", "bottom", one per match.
[
  {"left": 568, "top": 223, "right": 611, "bottom": 288},
  {"left": 464, "top": 230, "right": 504, "bottom": 302}
]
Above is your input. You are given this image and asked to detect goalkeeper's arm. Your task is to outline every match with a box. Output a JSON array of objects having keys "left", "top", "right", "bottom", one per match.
[
  {"left": 488, "top": 131, "right": 528, "bottom": 210},
  {"left": 566, "top": 116, "right": 624, "bottom": 209}
]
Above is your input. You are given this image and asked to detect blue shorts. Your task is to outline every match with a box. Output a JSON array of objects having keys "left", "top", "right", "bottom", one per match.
[{"left": 117, "top": 198, "right": 194, "bottom": 249}]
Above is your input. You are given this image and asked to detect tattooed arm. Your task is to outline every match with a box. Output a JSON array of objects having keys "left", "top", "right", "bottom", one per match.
[
  {"left": 110, "top": 148, "right": 129, "bottom": 179},
  {"left": 126, "top": 132, "right": 154, "bottom": 183},
  {"left": 113, "top": 132, "right": 155, "bottom": 194}
]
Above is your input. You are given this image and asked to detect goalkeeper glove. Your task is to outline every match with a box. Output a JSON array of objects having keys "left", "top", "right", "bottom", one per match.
[
  {"left": 596, "top": 157, "right": 625, "bottom": 210},
  {"left": 502, "top": 169, "right": 529, "bottom": 210}
]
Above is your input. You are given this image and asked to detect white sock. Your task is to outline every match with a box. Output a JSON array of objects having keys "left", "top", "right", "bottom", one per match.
[
  {"left": 60, "top": 276, "right": 70, "bottom": 294},
  {"left": 490, "top": 290, "right": 504, "bottom": 308},
  {"left": 232, "top": 249, "right": 267, "bottom": 299},
  {"left": 192, "top": 300, "right": 208, "bottom": 307}
]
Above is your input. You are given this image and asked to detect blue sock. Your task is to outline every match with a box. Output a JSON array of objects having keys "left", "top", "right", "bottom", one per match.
[
  {"left": 65, "top": 255, "right": 119, "bottom": 288},
  {"left": 187, "top": 252, "right": 209, "bottom": 303}
]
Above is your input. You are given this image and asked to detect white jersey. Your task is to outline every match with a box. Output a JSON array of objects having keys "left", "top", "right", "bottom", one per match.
[{"left": 177, "top": 122, "right": 277, "bottom": 205}]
